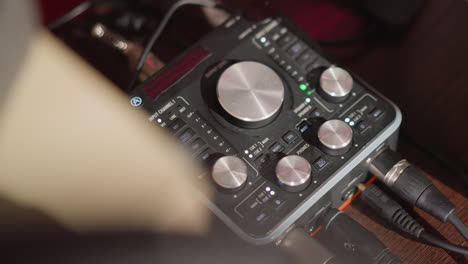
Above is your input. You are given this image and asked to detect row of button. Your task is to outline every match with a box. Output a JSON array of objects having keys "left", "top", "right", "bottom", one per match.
[
  {"left": 345, "top": 107, "right": 384, "bottom": 134},
  {"left": 238, "top": 184, "right": 285, "bottom": 224},
  {"left": 258, "top": 29, "right": 309, "bottom": 84},
  {"left": 187, "top": 112, "right": 234, "bottom": 154},
  {"left": 253, "top": 130, "right": 299, "bottom": 170},
  {"left": 276, "top": 31, "right": 322, "bottom": 70},
  {"left": 167, "top": 118, "right": 208, "bottom": 154},
  {"left": 269, "top": 130, "right": 299, "bottom": 154},
  {"left": 170, "top": 122, "right": 216, "bottom": 165}
]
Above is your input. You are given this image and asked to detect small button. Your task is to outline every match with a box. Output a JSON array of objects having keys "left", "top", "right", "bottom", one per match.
[
  {"left": 198, "top": 148, "right": 213, "bottom": 162},
  {"left": 298, "top": 121, "right": 310, "bottom": 133},
  {"left": 287, "top": 41, "right": 305, "bottom": 57},
  {"left": 168, "top": 119, "right": 186, "bottom": 133},
  {"left": 357, "top": 121, "right": 368, "bottom": 133},
  {"left": 190, "top": 138, "right": 206, "bottom": 152},
  {"left": 297, "top": 50, "right": 317, "bottom": 65},
  {"left": 370, "top": 108, "right": 383, "bottom": 119},
  {"left": 277, "top": 33, "right": 295, "bottom": 47},
  {"left": 283, "top": 131, "right": 298, "bottom": 144},
  {"left": 255, "top": 211, "right": 270, "bottom": 223},
  {"left": 270, "top": 142, "right": 285, "bottom": 153},
  {"left": 255, "top": 154, "right": 271, "bottom": 169},
  {"left": 269, "top": 196, "right": 285, "bottom": 209},
  {"left": 309, "top": 108, "right": 324, "bottom": 118},
  {"left": 176, "top": 104, "right": 187, "bottom": 113},
  {"left": 313, "top": 157, "right": 328, "bottom": 170},
  {"left": 178, "top": 128, "right": 196, "bottom": 143}
]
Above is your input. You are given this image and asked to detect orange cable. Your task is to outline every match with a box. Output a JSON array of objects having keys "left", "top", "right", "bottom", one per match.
[{"left": 310, "top": 176, "right": 378, "bottom": 237}]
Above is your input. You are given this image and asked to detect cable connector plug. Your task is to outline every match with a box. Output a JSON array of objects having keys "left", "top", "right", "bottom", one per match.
[
  {"left": 358, "top": 184, "right": 424, "bottom": 238},
  {"left": 359, "top": 184, "right": 468, "bottom": 255},
  {"left": 368, "top": 149, "right": 456, "bottom": 223}
]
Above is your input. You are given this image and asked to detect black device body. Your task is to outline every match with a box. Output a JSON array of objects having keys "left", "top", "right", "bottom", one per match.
[{"left": 128, "top": 15, "right": 402, "bottom": 244}]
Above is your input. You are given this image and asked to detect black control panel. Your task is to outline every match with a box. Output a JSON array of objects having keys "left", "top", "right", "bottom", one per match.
[{"left": 129, "top": 16, "right": 401, "bottom": 244}]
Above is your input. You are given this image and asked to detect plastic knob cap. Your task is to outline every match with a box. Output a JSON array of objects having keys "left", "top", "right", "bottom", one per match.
[
  {"left": 276, "top": 155, "right": 312, "bottom": 192},
  {"left": 217, "top": 61, "right": 285, "bottom": 128},
  {"left": 211, "top": 156, "right": 248, "bottom": 192},
  {"left": 318, "top": 119, "right": 353, "bottom": 156},
  {"left": 319, "top": 66, "right": 353, "bottom": 103}
]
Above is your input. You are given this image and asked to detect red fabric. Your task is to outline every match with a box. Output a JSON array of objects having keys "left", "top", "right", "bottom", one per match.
[
  {"left": 37, "top": 0, "right": 364, "bottom": 58},
  {"left": 283, "top": 1, "right": 363, "bottom": 42},
  {"left": 37, "top": 0, "right": 87, "bottom": 24}
]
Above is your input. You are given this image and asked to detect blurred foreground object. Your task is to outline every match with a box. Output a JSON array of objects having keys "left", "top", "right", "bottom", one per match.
[
  {"left": 0, "top": 29, "right": 210, "bottom": 235},
  {"left": 0, "top": 0, "right": 37, "bottom": 106}
]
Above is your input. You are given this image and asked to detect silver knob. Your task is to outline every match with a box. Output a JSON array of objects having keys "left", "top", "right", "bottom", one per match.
[
  {"left": 319, "top": 66, "right": 353, "bottom": 103},
  {"left": 211, "top": 156, "right": 248, "bottom": 192},
  {"left": 276, "top": 155, "right": 312, "bottom": 192},
  {"left": 217, "top": 61, "right": 285, "bottom": 128},
  {"left": 318, "top": 119, "right": 353, "bottom": 156}
]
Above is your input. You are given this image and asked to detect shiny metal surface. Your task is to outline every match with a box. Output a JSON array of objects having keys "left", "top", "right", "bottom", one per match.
[
  {"left": 318, "top": 120, "right": 353, "bottom": 155},
  {"left": 383, "top": 159, "right": 411, "bottom": 186},
  {"left": 217, "top": 61, "right": 284, "bottom": 123},
  {"left": 319, "top": 67, "right": 353, "bottom": 102},
  {"left": 276, "top": 155, "right": 312, "bottom": 192},
  {"left": 212, "top": 156, "right": 248, "bottom": 191}
]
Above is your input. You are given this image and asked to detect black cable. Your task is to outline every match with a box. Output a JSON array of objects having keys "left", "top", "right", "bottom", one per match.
[
  {"left": 420, "top": 232, "right": 468, "bottom": 255},
  {"left": 368, "top": 148, "right": 457, "bottom": 223},
  {"left": 48, "top": 0, "right": 110, "bottom": 31},
  {"left": 448, "top": 213, "right": 468, "bottom": 241},
  {"left": 359, "top": 183, "right": 468, "bottom": 255},
  {"left": 47, "top": 0, "right": 94, "bottom": 31},
  {"left": 47, "top": 0, "right": 132, "bottom": 31},
  {"left": 126, "top": 0, "right": 231, "bottom": 92},
  {"left": 318, "top": 208, "right": 402, "bottom": 263}
]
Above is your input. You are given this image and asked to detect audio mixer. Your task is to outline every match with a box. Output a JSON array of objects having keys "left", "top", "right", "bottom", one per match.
[{"left": 129, "top": 15, "right": 402, "bottom": 244}]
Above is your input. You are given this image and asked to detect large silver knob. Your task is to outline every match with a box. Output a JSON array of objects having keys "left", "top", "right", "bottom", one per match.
[
  {"left": 211, "top": 156, "right": 248, "bottom": 192},
  {"left": 318, "top": 119, "right": 353, "bottom": 156},
  {"left": 319, "top": 66, "right": 353, "bottom": 103},
  {"left": 217, "top": 61, "right": 285, "bottom": 128},
  {"left": 276, "top": 155, "right": 312, "bottom": 192}
]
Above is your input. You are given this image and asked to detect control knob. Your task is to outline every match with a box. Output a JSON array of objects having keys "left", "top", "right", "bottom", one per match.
[
  {"left": 217, "top": 61, "right": 285, "bottom": 128},
  {"left": 318, "top": 66, "right": 353, "bottom": 103},
  {"left": 211, "top": 155, "right": 248, "bottom": 192},
  {"left": 276, "top": 155, "right": 312, "bottom": 192},
  {"left": 318, "top": 119, "right": 353, "bottom": 156}
]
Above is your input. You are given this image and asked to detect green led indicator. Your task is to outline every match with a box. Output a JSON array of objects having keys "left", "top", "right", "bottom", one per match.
[
  {"left": 299, "top": 83, "right": 307, "bottom": 91},
  {"left": 307, "top": 90, "right": 313, "bottom": 95}
]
